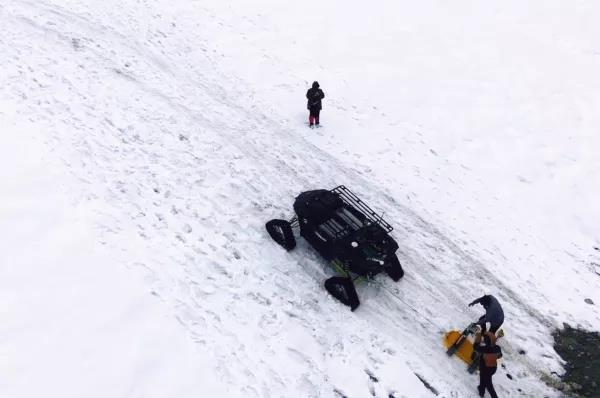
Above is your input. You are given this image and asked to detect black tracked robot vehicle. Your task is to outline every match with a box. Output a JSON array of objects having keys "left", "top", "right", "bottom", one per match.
[{"left": 266, "top": 186, "right": 404, "bottom": 310}]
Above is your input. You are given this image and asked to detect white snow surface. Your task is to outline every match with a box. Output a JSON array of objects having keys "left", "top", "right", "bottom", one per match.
[{"left": 1, "top": 1, "right": 599, "bottom": 397}]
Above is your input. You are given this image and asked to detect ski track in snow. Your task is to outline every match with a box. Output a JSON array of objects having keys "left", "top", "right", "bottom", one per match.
[{"left": 3, "top": 1, "right": 595, "bottom": 397}]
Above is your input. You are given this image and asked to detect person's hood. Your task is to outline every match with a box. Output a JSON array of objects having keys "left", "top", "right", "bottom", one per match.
[{"left": 312, "top": 81, "right": 319, "bottom": 89}]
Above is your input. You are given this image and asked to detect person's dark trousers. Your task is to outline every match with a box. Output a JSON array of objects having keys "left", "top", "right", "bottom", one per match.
[
  {"left": 478, "top": 317, "right": 502, "bottom": 333},
  {"left": 309, "top": 107, "right": 321, "bottom": 125},
  {"left": 478, "top": 366, "right": 498, "bottom": 398}
]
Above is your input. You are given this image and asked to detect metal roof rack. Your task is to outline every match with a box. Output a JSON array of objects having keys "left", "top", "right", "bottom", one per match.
[{"left": 330, "top": 185, "right": 394, "bottom": 233}]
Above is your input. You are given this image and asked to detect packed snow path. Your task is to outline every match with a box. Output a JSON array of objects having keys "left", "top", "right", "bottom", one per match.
[{"left": 2, "top": 1, "right": 599, "bottom": 397}]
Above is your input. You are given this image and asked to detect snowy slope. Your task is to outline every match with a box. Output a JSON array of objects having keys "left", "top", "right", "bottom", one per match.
[
  {"left": 1, "top": 1, "right": 599, "bottom": 397},
  {"left": 0, "top": 110, "right": 229, "bottom": 397}
]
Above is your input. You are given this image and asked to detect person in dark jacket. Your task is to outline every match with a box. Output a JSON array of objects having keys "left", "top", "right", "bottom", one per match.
[
  {"left": 306, "top": 81, "right": 325, "bottom": 127},
  {"left": 474, "top": 331, "right": 503, "bottom": 398},
  {"left": 469, "top": 294, "right": 504, "bottom": 333}
]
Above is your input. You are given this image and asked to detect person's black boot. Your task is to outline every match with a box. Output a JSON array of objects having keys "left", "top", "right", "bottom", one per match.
[{"left": 477, "top": 385, "right": 484, "bottom": 397}]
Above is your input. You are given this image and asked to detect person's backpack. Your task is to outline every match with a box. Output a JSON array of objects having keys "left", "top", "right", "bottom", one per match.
[
  {"left": 483, "top": 346, "right": 502, "bottom": 367},
  {"left": 309, "top": 89, "right": 322, "bottom": 107}
]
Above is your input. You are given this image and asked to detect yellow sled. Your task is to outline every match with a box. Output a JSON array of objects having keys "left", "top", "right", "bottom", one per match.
[{"left": 444, "top": 330, "right": 476, "bottom": 365}]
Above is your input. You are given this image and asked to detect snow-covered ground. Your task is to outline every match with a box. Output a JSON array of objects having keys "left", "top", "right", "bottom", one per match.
[{"left": 1, "top": 1, "right": 599, "bottom": 397}]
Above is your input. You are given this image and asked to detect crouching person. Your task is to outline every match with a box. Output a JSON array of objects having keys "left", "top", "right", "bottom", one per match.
[{"left": 474, "top": 331, "right": 502, "bottom": 398}]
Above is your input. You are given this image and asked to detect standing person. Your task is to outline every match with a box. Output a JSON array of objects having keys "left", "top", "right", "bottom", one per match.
[
  {"left": 469, "top": 294, "right": 504, "bottom": 333},
  {"left": 306, "top": 81, "right": 325, "bottom": 127},
  {"left": 474, "top": 331, "right": 503, "bottom": 398}
]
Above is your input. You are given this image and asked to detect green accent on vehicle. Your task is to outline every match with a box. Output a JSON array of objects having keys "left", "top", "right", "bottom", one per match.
[{"left": 330, "top": 259, "right": 367, "bottom": 284}]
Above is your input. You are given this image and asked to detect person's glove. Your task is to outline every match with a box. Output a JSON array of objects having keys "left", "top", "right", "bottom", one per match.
[{"left": 468, "top": 301, "right": 475, "bottom": 307}]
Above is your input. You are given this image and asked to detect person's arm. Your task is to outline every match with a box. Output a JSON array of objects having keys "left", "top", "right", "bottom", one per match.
[
  {"left": 469, "top": 295, "right": 485, "bottom": 307},
  {"left": 496, "top": 346, "right": 503, "bottom": 359},
  {"left": 473, "top": 332, "right": 483, "bottom": 352},
  {"left": 320, "top": 90, "right": 325, "bottom": 99}
]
